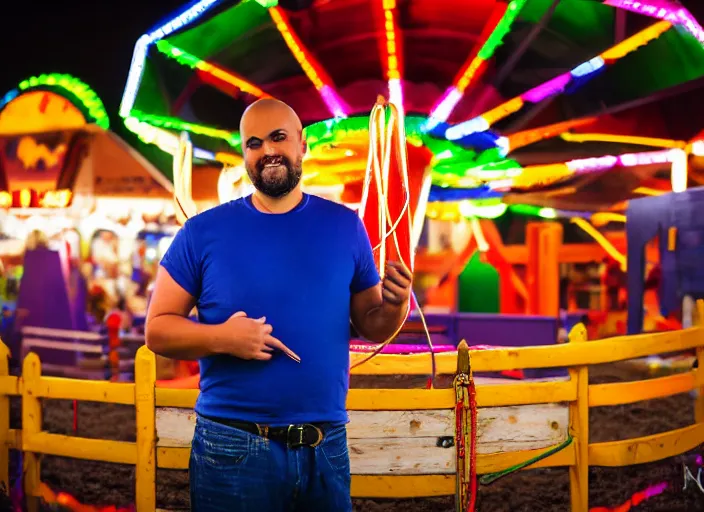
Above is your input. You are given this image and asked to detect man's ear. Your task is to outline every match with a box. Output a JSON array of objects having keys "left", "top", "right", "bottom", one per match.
[{"left": 301, "top": 137, "right": 307, "bottom": 156}]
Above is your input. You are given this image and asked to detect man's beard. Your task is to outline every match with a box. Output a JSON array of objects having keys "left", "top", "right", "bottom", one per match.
[{"left": 247, "top": 154, "right": 303, "bottom": 198}]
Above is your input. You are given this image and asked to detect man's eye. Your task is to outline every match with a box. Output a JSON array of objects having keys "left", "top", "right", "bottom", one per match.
[
  {"left": 273, "top": 134, "right": 286, "bottom": 142},
  {"left": 248, "top": 141, "right": 262, "bottom": 149}
]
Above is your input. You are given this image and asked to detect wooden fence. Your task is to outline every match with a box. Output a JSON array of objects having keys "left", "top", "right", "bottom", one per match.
[{"left": 2, "top": 310, "right": 704, "bottom": 511}]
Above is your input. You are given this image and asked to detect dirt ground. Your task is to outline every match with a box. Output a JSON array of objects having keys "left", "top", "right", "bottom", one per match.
[{"left": 6, "top": 362, "right": 704, "bottom": 511}]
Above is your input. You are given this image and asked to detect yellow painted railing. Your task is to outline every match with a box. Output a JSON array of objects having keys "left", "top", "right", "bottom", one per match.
[{"left": 2, "top": 310, "right": 704, "bottom": 511}]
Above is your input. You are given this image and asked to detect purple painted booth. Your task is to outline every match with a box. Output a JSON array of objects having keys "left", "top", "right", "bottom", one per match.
[
  {"left": 626, "top": 187, "right": 704, "bottom": 334},
  {"left": 400, "top": 311, "right": 566, "bottom": 379},
  {"left": 14, "top": 249, "right": 107, "bottom": 377}
]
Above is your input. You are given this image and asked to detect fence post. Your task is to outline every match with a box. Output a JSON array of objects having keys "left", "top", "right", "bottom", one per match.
[
  {"left": 567, "top": 323, "right": 589, "bottom": 511},
  {"left": 453, "top": 340, "right": 474, "bottom": 512},
  {"left": 134, "top": 346, "right": 156, "bottom": 511},
  {"left": 0, "top": 342, "right": 9, "bottom": 494},
  {"left": 695, "top": 300, "right": 704, "bottom": 423},
  {"left": 21, "top": 353, "right": 42, "bottom": 512}
]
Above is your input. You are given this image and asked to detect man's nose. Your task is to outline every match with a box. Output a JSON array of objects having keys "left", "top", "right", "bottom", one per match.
[{"left": 263, "top": 141, "right": 278, "bottom": 155}]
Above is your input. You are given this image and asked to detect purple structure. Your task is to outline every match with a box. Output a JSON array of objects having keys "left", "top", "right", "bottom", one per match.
[
  {"left": 14, "top": 248, "right": 101, "bottom": 376},
  {"left": 16, "top": 249, "right": 76, "bottom": 330},
  {"left": 378, "top": 311, "right": 567, "bottom": 379},
  {"left": 626, "top": 187, "right": 704, "bottom": 334}
]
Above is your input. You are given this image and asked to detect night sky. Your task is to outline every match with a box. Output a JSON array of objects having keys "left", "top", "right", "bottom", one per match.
[{"left": 0, "top": 0, "right": 187, "bottom": 128}]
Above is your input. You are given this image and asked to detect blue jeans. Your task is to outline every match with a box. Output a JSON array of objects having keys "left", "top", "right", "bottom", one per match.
[{"left": 189, "top": 415, "right": 352, "bottom": 511}]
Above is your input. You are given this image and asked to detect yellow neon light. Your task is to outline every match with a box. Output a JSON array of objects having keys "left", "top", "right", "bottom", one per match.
[
  {"left": 457, "top": 58, "right": 484, "bottom": 92},
  {"left": 269, "top": 7, "right": 325, "bottom": 90},
  {"left": 508, "top": 118, "right": 597, "bottom": 152},
  {"left": 196, "top": 61, "right": 270, "bottom": 98},
  {"left": 381, "top": 0, "right": 401, "bottom": 81},
  {"left": 472, "top": 21, "right": 673, "bottom": 132},
  {"left": 634, "top": 187, "right": 665, "bottom": 196},
  {"left": 601, "top": 21, "right": 671, "bottom": 60},
  {"left": 482, "top": 97, "right": 524, "bottom": 125},
  {"left": 511, "top": 163, "right": 572, "bottom": 189},
  {"left": 591, "top": 212, "right": 626, "bottom": 226},
  {"left": 561, "top": 132, "right": 686, "bottom": 148},
  {"left": 571, "top": 217, "right": 626, "bottom": 271}
]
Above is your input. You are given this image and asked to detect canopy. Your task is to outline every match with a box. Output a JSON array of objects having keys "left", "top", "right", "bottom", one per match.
[
  {"left": 0, "top": 73, "right": 173, "bottom": 210},
  {"left": 119, "top": 0, "right": 704, "bottom": 219}
]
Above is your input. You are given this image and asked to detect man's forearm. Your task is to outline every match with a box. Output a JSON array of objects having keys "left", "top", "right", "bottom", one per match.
[
  {"left": 145, "top": 315, "right": 223, "bottom": 360},
  {"left": 358, "top": 300, "right": 409, "bottom": 343}
]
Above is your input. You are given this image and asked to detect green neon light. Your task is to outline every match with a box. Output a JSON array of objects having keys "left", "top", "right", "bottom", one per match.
[
  {"left": 155, "top": 40, "right": 201, "bottom": 69},
  {"left": 478, "top": 0, "right": 529, "bottom": 60},
  {"left": 129, "top": 110, "right": 241, "bottom": 149},
  {"left": 17, "top": 73, "right": 110, "bottom": 129},
  {"left": 509, "top": 205, "right": 559, "bottom": 219},
  {"left": 126, "top": 109, "right": 523, "bottom": 189}
]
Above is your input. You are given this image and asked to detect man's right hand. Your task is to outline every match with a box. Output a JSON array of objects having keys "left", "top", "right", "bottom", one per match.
[{"left": 218, "top": 311, "right": 300, "bottom": 362}]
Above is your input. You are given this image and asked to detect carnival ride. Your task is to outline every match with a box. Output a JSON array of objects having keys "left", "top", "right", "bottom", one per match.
[{"left": 115, "top": 0, "right": 704, "bottom": 361}]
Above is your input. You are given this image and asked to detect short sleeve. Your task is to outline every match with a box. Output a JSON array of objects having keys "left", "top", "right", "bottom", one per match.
[
  {"left": 350, "top": 215, "right": 381, "bottom": 294},
  {"left": 160, "top": 220, "right": 201, "bottom": 298}
]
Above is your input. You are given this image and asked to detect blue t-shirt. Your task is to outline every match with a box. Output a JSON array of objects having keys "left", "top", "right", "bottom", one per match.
[{"left": 160, "top": 193, "right": 380, "bottom": 426}]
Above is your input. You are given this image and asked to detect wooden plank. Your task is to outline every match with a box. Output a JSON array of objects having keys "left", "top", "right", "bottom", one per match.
[
  {"left": 478, "top": 443, "right": 575, "bottom": 474},
  {"left": 476, "top": 404, "right": 568, "bottom": 454},
  {"left": 157, "top": 442, "right": 575, "bottom": 475},
  {"left": 25, "top": 432, "right": 137, "bottom": 464},
  {"left": 156, "top": 408, "right": 198, "bottom": 447},
  {"left": 157, "top": 447, "right": 189, "bottom": 469},
  {"left": 0, "top": 375, "right": 20, "bottom": 396},
  {"left": 36, "top": 377, "right": 135, "bottom": 405},
  {"left": 351, "top": 475, "right": 455, "bottom": 498},
  {"left": 476, "top": 380, "right": 576, "bottom": 407},
  {"left": 157, "top": 405, "right": 567, "bottom": 447},
  {"left": 22, "top": 352, "right": 42, "bottom": 510},
  {"left": 589, "top": 371, "right": 698, "bottom": 407},
  {"left": 350, "top": 326, "right": 704, "bottom": 374},
  {"left": 347, "top": 389, "right": 454, "bottom": 410},
  {"left": 135, "top": 346, "right": 157, "bottom": 511},
  {"left": 155, "top": 388, "right": 199, "bottom": 409},
  {"left": 589, "top": 423, "right": 704, "bottom": 467},
  {"left": 21, "top": 326, "right": 105, "bottom": 341},
  {"left": 348, "top": 437, "right": 454, "bottom": 474},
  {"left": 0, "top": 343, "right": 9, "bottom": 492},
  {"left": 22, "top": 338, "right": 104, "bottom": 354},
  {"left": 155, "top": 388, "right": 456, "bottom": 411},
  {"left": 156, "top": 404, "right": 568, "bottom": 474}
]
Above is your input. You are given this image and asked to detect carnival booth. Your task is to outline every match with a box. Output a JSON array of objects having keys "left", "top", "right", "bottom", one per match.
[{"left": 0, "top": 73, "right": 176, "bottom": 374}]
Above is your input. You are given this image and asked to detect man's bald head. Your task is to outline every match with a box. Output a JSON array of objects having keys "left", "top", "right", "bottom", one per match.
[
  {"left": 239, "top": 98, "right": 303, "bottom": 140},
  {"left": 239, "top": 99, "right": 305, "bottom": 198}
]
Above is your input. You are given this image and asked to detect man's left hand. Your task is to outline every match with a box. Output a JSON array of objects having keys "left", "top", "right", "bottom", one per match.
[{"left": 382, "top": 261, "right": 412, "bottom": 306}]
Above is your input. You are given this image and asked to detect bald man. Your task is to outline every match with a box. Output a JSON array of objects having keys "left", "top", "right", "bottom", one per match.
[{"left": 146, "top": 99, "right": 412, "bottom": 511}]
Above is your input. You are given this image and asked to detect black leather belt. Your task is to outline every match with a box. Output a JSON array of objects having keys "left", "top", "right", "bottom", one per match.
[{"left": 203, "top": 416, "right": 326, "bottom": 448}]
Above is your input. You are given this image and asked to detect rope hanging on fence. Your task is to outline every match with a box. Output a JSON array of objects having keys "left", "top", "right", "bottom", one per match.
[
  {"left": 453, "top": 342, "right": 477, "bottom": 512},
  {"left": 479, "top": 434, "right": 574, "bottom": 485}
]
